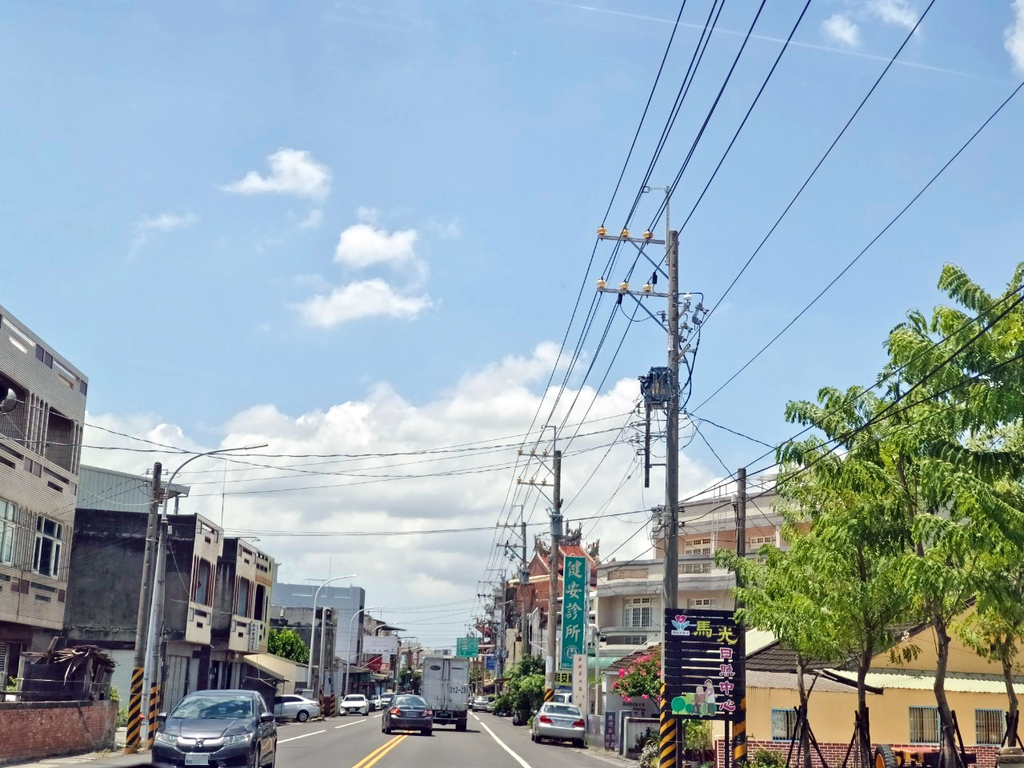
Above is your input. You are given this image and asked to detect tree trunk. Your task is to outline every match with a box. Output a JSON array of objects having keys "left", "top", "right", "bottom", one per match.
[
  {"left": 797, "top": 654, "right": 813, "bottom": 768},
  {"left": 1002, "top": 652, "right": 1018, "bottom": 720},
  {"left": 858, "top": 647, "right": 873, "bottom": 768},
  {"left": 933, "top": 616, "right": 958, "bottom": 768}
]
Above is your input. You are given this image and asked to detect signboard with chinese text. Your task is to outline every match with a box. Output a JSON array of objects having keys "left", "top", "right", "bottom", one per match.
[
  {"left": 560, "top": 555, "right": 588, "bottom": 669},
  {"left": 554, "top": 670, "right": 572, "bottom": 686},
  {"left": 456, "top": 636, "right": 479, "bottom": 658},
  {"left": 485, "top": 655, "right": 496, "bottom": 671},
  {"left": 364, "top": 636, "right": 399, "bottom": 656},
  {"left": 572, "top": 654, "right": 589, "bottom": 714},
  {"left": 663, "top": 609, "right": 745, "bottom": 721}
]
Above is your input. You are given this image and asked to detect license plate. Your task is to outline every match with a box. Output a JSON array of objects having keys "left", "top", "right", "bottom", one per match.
[
  {"left": 185, "top": 754, "right": 210, "bottom": 766},
  {"left": 554, "top": 718, "right": 575, "bottom": 727}
]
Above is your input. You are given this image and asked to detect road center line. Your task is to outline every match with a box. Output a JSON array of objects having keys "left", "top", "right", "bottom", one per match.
[
  {"left": 351, "top": 734, "right": 405, "bottom": 768},
  {"left": 360, "top": 735, "right": 406, "bottom": 768},
  {"left": 477, "top": 720, "right": 533, "bottom": 768},
  {"left": 279, "top": 729, "right": 326, "bottom": 743}
]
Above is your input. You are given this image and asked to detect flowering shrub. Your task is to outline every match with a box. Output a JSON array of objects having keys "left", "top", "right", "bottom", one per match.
[{"left": 611, "top": 652, "right": 661, "bottom": 703}]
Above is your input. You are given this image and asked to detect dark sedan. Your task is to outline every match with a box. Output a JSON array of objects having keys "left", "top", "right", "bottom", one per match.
[
  {"left": 381, "top": 694, "right": 433, "bottom": 736},
  {"left": 153, "top": 689, "right": 277, "bottom": 768}
]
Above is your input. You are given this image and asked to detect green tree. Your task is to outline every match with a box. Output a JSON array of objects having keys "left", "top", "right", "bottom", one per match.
[
  {"left": 268, "top": 628, "right": 310, "bottom": 664},
  {"left": 492, "top": 655, "right": 545, "bottom": 722}
]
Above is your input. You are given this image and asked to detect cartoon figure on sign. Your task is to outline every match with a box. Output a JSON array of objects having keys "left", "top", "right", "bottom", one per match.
[
  {"left": 671, "top": 614, "right": 691, "bottom": 636},
  {"left": 702, "top": 680, "right": 717, "bottom": 716}
]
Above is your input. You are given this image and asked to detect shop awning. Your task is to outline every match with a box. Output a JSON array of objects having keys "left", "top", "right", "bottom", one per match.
[{"left": 243, "top": 653, "right": 299, "bottom": 682}]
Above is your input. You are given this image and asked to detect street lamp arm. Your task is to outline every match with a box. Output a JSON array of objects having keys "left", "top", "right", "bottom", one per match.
[{"left": 306, "top": 574, "right": 358, "bottom": 695}]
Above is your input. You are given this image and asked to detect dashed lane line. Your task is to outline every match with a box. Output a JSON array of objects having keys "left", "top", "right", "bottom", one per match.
[{"left": 279, "top": 729, "right": 326, "bottom": 744}]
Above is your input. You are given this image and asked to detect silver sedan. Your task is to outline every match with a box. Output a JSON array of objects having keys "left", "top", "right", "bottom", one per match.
[
  {"left": 530, "top": 703, "right": 587, "bottom": 747},
  {"left": 273, "top": 694, "right": 321, "bottom": 722}
]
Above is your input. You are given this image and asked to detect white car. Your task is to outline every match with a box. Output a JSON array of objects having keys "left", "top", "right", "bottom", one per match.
[
  {"left": 274, "top": 694, "right": 321, "bottom": 722},
  {"left": 341, "top": 694, "right": 370, "bottom": 716},
  {"left": 369, "top": 694, "right": 383, "bottom": 711}
]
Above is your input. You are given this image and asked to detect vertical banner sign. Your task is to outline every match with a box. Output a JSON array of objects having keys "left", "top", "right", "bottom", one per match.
[
  {"left": 572, "top": 653, "right": 589, "bottom": 714},
  {"left": 663, "top": 608, "right": 745, "bottom": 720},
  {"left": 560, "top": 556, "right": 588, "bottom": 669}
]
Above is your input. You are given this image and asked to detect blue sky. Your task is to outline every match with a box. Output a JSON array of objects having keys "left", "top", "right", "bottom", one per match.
[{"left": 3, "top": 0, "right": 1023, "bottom": 644}]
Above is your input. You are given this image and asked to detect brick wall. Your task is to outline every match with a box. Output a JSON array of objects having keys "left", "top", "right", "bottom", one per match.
[
  {"left": 0, "top": 700, "right": 116, "bottom": 765},
  {"left": 716, "top": 739, "right": 1000, "bottom": 768}
]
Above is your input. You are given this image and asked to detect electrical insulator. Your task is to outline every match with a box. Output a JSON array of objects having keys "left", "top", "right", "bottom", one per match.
[
  {"left": 619, "top": 281, "right": 630, "bottom": 292},
  {"left": 597, "top": 226, "right": 607, "bottom": 237},
  {"left": 620, "top": 229, "right": 630, "bottom": 238},
  {"left": 643, "top": 283, "right": 653, "bottom": 293},
  {"left": 642, "top": 231, "right": 653, "bottom": 240},
  {"left": 596, "top": 278, "right": 607, "bottom": 290}
]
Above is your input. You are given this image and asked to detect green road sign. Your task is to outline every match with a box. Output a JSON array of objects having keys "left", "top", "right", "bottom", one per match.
[{"left": 456, "top": 636, "right": 479, "bottom": 657}]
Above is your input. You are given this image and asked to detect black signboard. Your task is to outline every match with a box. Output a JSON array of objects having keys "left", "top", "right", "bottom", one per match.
[{"left": 663, "top": 608, "right": 744, "bottom": 721}]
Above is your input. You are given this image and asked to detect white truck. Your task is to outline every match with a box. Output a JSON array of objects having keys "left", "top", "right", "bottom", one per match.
[{"left": 420, "top": 656, "right": 470, "bottom": 731}]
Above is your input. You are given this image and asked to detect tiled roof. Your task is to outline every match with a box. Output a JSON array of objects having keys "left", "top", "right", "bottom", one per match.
[
  {"left": 826, "top": 669, "right": 1024, "bottom": 694},
  {"left": 748, "top": 671, "right": 858, "bottom": 694}
]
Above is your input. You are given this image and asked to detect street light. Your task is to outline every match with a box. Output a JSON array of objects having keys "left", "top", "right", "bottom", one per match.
[
  {"left": 306, "top": 574, "right": 358, "bottom": 695},
  {"left": 141, "top": 443, "right": 267, "bottom": 742},
  {"left": 342, "top": 605, "right": 385, "bottom": 697}
]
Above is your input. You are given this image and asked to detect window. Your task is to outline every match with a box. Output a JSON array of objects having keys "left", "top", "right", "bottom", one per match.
[
  {"left": 32, "top": 517, "right": 62, "bottom": 578},
  {"left": 236, "top": 577, "right": 251, "bottom": 617},
  {"left": 681, "top": 561, "right": 711, "bottom": 574},
  {"left": 909, "top": 706, "right": 940, "bottom": 744},
  {"left": 684, "top": 537, "right": 712, "bottom": 556},
  {"left": 688, "top": 598, "right": 716, "bottom": 608},
  {"left": 623, "top": 597, "right": 653, "bottom": 628},
  {"left": 0, "top": 500, "right": 17, "bottom": 565},
  {"left": 749, "top": 535, "right": 773, "bottom": 548},
  {"left": 772, "top": 708, "right": 798, "bottom": 741},
  {"left": 194, "top": 559, "right": 213, "bottom": 606},
  {"left": 976, "top": 709, "right": 1005, "bottom": 746},
  {"left": 253, "top": 583, "right": 266, "bottom": 621}
]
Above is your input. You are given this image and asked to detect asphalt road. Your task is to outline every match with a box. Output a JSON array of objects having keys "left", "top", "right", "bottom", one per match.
[{"left": 30, "top": 709, "right": 624, "bottom": 768}]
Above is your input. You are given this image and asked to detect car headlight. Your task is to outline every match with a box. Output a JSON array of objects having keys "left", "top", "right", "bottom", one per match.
[
  {"left": 223, "top": 733, "right": 253, "bottom": 746},
  {"left": 154, "top": 732, "right": 177, "bottom": 745}
]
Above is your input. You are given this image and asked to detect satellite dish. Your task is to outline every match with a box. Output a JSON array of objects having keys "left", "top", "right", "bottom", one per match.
[{"left": 0, "top": 388, "right": 17, "bottom": 414}]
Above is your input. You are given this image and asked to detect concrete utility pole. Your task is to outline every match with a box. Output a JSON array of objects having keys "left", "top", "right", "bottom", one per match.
[
  {"left": 662, "top": 226, "right": 681, "bottom": 622},
  {"left": 733, "top": 468, "right": 748, "bottom": 767},
  {"left": 545, "top": 449, "right": 562, "bottom": 697},
  {"left": 126, "top": 462, "right": 161, "bottom": 754},
  {"left": 520, "top": 515, "right": 529, "bottom": 662}
]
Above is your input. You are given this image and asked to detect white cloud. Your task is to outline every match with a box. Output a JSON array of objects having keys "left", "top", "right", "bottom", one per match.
[
  {"left": 222, "top": 149, "right": 331, "bottom": 201},
  {"left": 356, "top": 206, "right": 380, "bottom": 224},
  {"left": 82, "top": 344, "right": 718, "bottom": 625},
  {"left": 867, "top": 0, "right": 917, "bottom": 29},
  {"left": 131, "top": 212, "right": 198, "bottom": 252},
  {"left": 822, "top": 14, "right": 861, "bottom": 47},
  {"left": 334, "top": 223, "right": 419, "bottom": 269},
  {"left": 299, "top": 209, "right": 323, "bottom": 229},
  {"left": 1008, "top": 0, "right": 1024, "bottom": 74},
  {"left": 428, "top": 218, "right": 461, "bottom": 239},
  {"left": 294, "top": 278, "right": 432, "bottom": 327}
]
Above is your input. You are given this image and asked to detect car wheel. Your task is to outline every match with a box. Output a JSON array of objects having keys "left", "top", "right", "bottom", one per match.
[
  {"left": 363, "top": 708, "right": 369, "bottom": 716},
  {"left": 266, "top": 741, "right": 277, "bottom": 768},
  {"left": 574, "top": 739, "right": 586, "bottom": 749},
  {"left": 422, "top": 729, "right": 432, "bottom": 736},
  {"left": 384, "top": 722, "right": 392, "bottom": 735},
  {"left": 297, "top": 709, "right": 309, "bottom": 723},
  {"left": 530, "top": 732, "right": 537, "bottom": 742}
]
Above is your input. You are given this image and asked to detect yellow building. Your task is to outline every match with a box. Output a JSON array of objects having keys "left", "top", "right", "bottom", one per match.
[{"left": 734, "top": 623, "right": 1023, "bottom": 768}]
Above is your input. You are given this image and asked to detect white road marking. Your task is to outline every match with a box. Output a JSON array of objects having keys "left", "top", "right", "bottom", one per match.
[
  {"left": 472, "top": 714, "right": 481, "bottom": 722},
  {"left": 478, "top": 720, "right": 533, "bottom": 768},
  {"left": 336, "top": 720, "right": 366, "bottom": 729},
  {"left": 279, "top": 729, "right": 326, "bottom": 743}
]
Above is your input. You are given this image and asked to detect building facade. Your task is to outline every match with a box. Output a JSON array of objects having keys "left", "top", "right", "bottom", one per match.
[
  {"left": 0, "top": 305, "right": 88, "bottom": 684},
  {"left": 271, "top": 580, "right": 365, "bottom": 667}
]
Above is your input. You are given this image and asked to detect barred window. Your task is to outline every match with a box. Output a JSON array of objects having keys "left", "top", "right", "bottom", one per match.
[
  {"left": 976, "top": 709, "right": 1005, "bottom": 746},
  {"left": 0, "top": 499, "right": 17, "bottom": 566},
  {"left": 772, "top": 709, "right": 797, "bottom": 741},
  {"left": 33, "top": 516, "right": 62, "bottom": 578},
  {"left": 688, "top": 597, "right": 716, "bottom": 608},
  {"left": 909, "top": 706, "right": 940, "bottom": 744}
]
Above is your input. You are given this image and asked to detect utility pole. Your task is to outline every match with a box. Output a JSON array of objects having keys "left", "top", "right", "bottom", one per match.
[
  {"left": 544, "top": 449, "right": 562, "bottom": 699},
  {"left": 733, "top": 468, "right": 748, "bottom": 767},
  {"left": 520, "top": 515, "right": 529, "bottom": 662},
  {"left": 126, "top": 462, "right": 161, "bottom": 754}
]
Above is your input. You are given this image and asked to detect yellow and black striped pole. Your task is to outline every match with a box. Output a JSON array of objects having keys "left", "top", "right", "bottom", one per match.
[
  {"left": 733, "top": 695, "right": 748, "bottom": 765},
  {"left": 659, "top": 682, "right": 677, "bottom": 768},
  {"left": 125, "top": 667, "right": 144, "bottom": 753},
  {"left": 544, "top": 688, "right": 554, "bottom": 703},
  {"left": 146, "top": 683, "right": 162, "bottom": 747}
]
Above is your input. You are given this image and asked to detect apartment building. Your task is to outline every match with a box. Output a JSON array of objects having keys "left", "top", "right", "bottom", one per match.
[
  {"left": 594, "top": 476, "right": 781, "bottom": 659},
  {"left": 0, "top": 305, "right": 88, "bottom": 684},
  {"left": 67, "top": 465, "right": 225, "bottom": 710},
  {"left": 210, "top": 538, "right": 275, "bottom": 689}
]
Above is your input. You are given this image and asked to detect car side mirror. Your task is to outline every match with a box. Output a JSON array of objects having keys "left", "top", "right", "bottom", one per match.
[
  {"left": 156, "top": 712, "right": 168, "bottom": 726},
  {"left": 260, "top": 712, "right": 276, "bottom": 723}
]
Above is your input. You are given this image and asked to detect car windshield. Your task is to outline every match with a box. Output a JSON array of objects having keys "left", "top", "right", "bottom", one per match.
[
  {"left": 395, "top": 696, "right": 427, "bottom": 708},
  {"left": 345, "top": 695, "right": 364, "bottom": 701},
  {"left": 544, "top": 704, "right": 582, "bottom": 717},
  {"left": 172, "top": 696, "right": 253, "bottom": 719}
]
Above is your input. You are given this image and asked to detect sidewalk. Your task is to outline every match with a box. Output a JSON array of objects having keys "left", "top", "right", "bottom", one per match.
[{"left": 2, "top": 728, "right": 148, "bottom": 768}]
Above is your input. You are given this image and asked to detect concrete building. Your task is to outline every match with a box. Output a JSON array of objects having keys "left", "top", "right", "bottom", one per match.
[
  {"left": 0, "top": 305, "right": 88, "bottom": 684},
  {"left": 268, "top": 605, "right": 337, "bottom": 693},
  {"left": 66, "top": 464, "right": 226, "bottom": 710},
  {"left": 210, "top": 538, "right": 275, "bottom": 690},
  {"left": 594, "top": 476, "right": 781, "bottom": 661},
  {"left": 271, "top": 580, "right": 365, "bottom": 670}
]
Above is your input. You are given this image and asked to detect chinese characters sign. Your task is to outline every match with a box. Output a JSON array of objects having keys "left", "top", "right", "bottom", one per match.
[
  {"left": 560, "top": 556, "right": 588, "bottom": 669},
  {"left": 663, "top": 609, "right": 744, "bottom": 721},
  {"left": 456, "top": 636, "right": 479, "bottom": 658}
]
